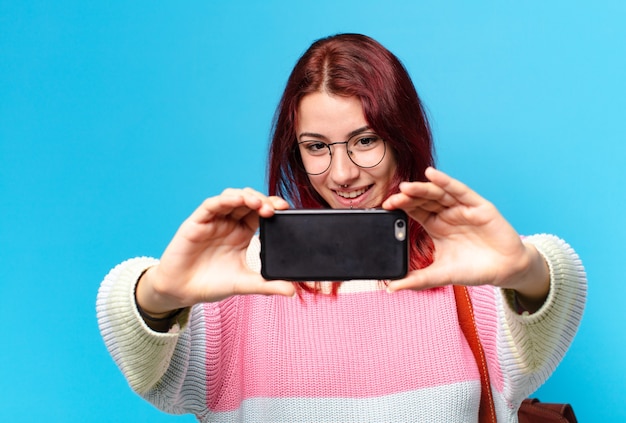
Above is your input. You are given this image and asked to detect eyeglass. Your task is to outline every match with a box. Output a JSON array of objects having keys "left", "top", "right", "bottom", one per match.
[{"left": 297, "top": 132, "right": 387, "bottom": 175}]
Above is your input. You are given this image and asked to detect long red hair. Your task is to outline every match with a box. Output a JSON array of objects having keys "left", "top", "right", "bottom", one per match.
[{"left": 267, "top": 34, "right": 435, "bottom": 289}]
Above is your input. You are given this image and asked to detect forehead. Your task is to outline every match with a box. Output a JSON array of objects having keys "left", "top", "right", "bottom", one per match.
[{"left": 296, "top": 92, "right": 367, "bottom": 137}]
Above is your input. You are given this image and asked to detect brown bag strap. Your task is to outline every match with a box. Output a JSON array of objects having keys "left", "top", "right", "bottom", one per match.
[{"left": 453, "top": 285, "right": 498, "bottom": 423}]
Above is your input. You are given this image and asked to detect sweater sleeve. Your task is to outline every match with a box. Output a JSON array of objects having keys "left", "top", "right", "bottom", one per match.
[
  {"left": 497, "top": 234, "right": 587, "bottom": 404},
  {"left": 96, "top": 257, "right": 191, "bottom": 395}
]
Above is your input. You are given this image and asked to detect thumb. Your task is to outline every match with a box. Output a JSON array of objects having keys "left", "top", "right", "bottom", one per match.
[
  {"left": 386, "top": 265, "right": 452, "bottom": 293},
  {"left": 234, "top": 275, "right": 297, "bottom": 298}
]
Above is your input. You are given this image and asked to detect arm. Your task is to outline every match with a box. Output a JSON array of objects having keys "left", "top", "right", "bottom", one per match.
[
  {"left": 383, "top": 167, "right": 586, "bottom": 405},
  {"left": 134, "top": 188, "right": 295, "bottom": 318},
  {"left": 97, "top": 188, "right": 295, "bottom": 398},
  {"left": 383, "top": 167, "right": 553, "bottom": 311},
  {"left": 96, "top": 257, "right": 189, "bottom": 395},
  {"left": 495, "top": 234, "right": 586, "bottom": 401}
]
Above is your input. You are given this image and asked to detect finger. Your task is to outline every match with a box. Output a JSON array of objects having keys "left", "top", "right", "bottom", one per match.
[
  {"left": 229, "top": 188, "right": 271, "bottom": 216},
  {"left": 416, "top": 200, "right": 448, "bottom": 214},
  {"left": 257, "top": 280, "right": 297, "bottom": 297},
  {"left": 229, "top": 205, "right": 260, "bottom": 222},
  {"left": 386, "top": 266, "right": 451, "bottom": 293},
  {"left": 424, "top": 167, "right": 484, "bottom": 208},
  {"left": 190, "top": 190, "right": 264, "bottom": 224},
  {"left": 233, "top": 275, "right": 296, "bottom": 298},
  {"left": 268, "top": 196, "right": 290, "bottom": 210},
  {"left": 388, "top": 191, "right": 453, "bottom": 211},
  {"left": 241, "top": 188, "right": 290, "bottom": 217},
  {"left": 399, "top": 181, "right": 450, "bottom": 202},
  {"left": 237, "top": 190, "right": 289, "bottom": 230},
  {"left": 383, "top": 192, "right": 452, "bottom": 228},
  {"left": 383, "top": 182, "right": 456, "bottom": 212}
]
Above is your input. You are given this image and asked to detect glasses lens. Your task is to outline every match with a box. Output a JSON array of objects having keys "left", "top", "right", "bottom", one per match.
[
  {"left": 297, "top": 141, "right": 331, "bottom": 175},
  {"left": 348, "top": 133, "right": 386, "bottom": 168}
]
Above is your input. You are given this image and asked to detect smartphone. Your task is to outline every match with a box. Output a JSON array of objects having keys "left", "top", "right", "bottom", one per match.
[{"left": 259, "top": 209, "right": 408, "bottom": 281}]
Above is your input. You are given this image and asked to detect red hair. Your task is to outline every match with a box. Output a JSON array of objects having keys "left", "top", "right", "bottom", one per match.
[{"left": 267, "top": 34, "right": 435, "bottom": 290}]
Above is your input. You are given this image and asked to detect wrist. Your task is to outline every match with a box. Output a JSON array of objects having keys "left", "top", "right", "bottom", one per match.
[
  {"left": 509, "top": 243, "right": 551, "bottom": 313},
  {"left": 135, "top": 296, "right": 183, "bottom": 322},
  {"left": 134, "top": 266, "right": 187, "bottom": 332},
  {"left": 135, "top": 266, "right": 184, "bottom": 317}
]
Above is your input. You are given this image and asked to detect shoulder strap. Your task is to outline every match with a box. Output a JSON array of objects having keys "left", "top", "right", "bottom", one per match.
[{"left": 453, "top": 285, "right": 498, "bottom": 423}]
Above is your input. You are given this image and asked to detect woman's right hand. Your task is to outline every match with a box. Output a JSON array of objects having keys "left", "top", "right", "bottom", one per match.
[{"left": 135, "top": 188, "right": 296, "bottom": 317}]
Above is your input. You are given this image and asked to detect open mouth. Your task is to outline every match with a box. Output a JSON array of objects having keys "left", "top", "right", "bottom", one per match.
[{"left": 336, "top": 186, "right": 371, "bottom": 199}]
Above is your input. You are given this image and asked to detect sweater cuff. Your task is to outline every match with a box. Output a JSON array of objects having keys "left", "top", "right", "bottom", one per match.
[
  {"left": 498, "top": 234, "right": 587, "bottom": 404},
  {"left": 96, "top": 257, "right": 190, "bottom": 394},
  {"left": 498, "top": 234, "right": 586, "bottom": 399},
  {"left": 501, "top": 234, "right": 586, "bottom": 321}
]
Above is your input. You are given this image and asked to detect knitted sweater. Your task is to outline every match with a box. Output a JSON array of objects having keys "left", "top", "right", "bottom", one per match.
[{"left": 96, "top": 234, "right": 586, "bottom": 422}]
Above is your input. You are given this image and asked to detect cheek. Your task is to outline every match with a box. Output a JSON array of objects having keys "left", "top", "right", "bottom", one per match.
[
  {"left": 376, "top": 156, "right": 400, "bottom": 195},
  {"left": 307, "top": 174, "right": 326, "bottom": 192},
  {"left": 377, "top": 153, "right": 398, "bottom": 182}
]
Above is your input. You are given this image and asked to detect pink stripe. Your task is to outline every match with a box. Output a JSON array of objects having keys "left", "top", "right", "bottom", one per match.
[{"left": 206, "top": 287, "right": 498, "bottom": 411}]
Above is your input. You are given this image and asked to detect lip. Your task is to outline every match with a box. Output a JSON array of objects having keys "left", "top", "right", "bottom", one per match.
[{"left": 332, "top": 185, "right": 373, "bottom": 208}]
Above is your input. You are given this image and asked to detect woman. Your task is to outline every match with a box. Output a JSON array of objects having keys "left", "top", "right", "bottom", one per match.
[{"left": 97, "top": 34, "right": 586, "bottom": 422}]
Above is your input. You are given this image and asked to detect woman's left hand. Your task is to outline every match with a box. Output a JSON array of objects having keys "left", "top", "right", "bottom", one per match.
[{"left": 382, "top": 167, "right": 549, "bottom": 310}]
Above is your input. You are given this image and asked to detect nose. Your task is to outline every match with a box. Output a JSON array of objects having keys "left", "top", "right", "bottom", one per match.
[{"left": 328, "top": 143, "right": 359, "bottom": 185}]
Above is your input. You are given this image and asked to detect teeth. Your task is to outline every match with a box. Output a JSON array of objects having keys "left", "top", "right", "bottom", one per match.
[{"left": 337, "top": 188, "right": 367, "bottom": 199}]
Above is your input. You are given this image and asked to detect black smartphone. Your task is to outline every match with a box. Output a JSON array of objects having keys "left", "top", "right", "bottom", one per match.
[{"left": 259, "top": 209, "right": 408, "bottom": 281}]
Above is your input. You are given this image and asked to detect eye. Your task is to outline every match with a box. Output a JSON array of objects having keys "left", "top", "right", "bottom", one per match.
[
  {"left": 300, "top": 141, "right": 329, "bottom": 155},
  {"left": 352, "top": 133, "right": 381, "bottom": 150}
]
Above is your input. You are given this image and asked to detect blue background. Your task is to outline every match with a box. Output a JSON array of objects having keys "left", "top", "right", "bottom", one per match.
[{"left": 1, "top": 1, "right": 624, "bottom": 421}]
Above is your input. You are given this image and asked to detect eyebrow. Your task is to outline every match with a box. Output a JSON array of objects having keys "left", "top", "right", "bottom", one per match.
[{"left": 298, "top": 126, "right": 372, "bottom": 141}]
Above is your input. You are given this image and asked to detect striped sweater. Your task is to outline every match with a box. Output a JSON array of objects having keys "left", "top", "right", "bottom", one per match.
[{"left": 96, "top": 234, "right": 586, "bottom": 422}]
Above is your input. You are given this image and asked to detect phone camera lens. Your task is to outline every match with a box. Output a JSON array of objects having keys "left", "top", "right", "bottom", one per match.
[{"left": 394, "top": 219, "right": 407, "bottom": 241}]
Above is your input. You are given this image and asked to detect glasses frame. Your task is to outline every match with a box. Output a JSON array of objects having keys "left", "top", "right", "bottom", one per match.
[{"left": 296, "top": 135, "right": 387, "bottom": 176}]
